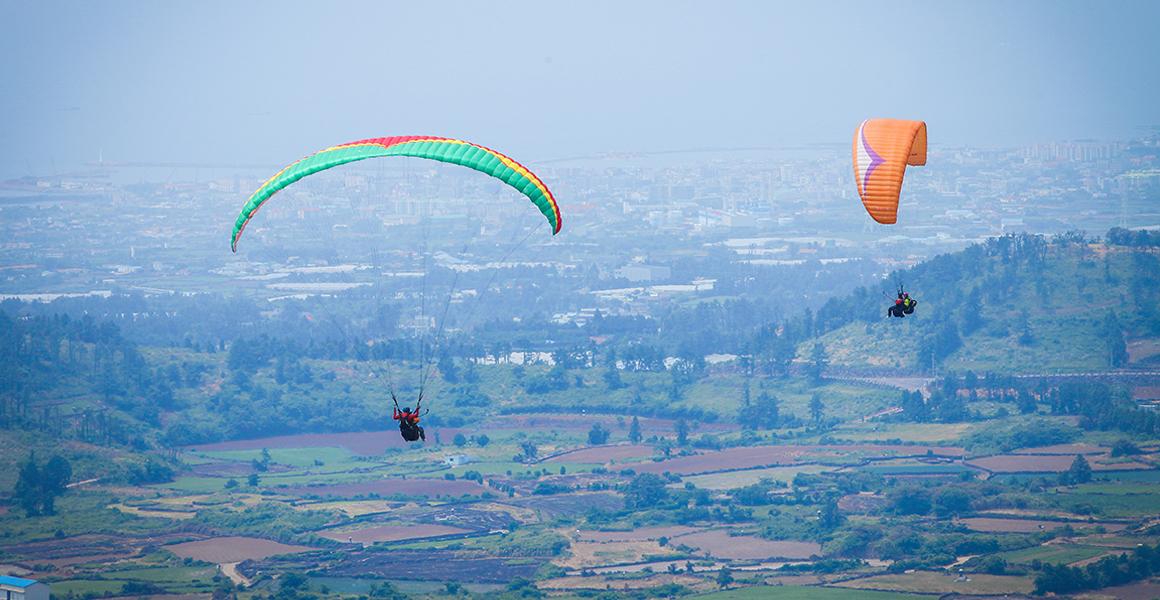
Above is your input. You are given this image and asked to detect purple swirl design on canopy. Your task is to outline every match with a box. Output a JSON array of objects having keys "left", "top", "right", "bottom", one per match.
[{"left": 860, "top": 127, "right": 885, "bottom": 193}]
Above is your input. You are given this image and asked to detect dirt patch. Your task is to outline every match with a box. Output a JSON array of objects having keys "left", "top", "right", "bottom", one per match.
[
  {"left": 187, "top": 429, "right": 463, "bottom": 456},
  {"left": 967, "top": 454, "right": 1151, "bottom": 473},
  {"left": 319, "top": 524, "right": 472, "bottom": 544},
  {"left": 557, "top": 540, "right": 677, "bottom": 570},
  {"left": 673, "top": 530, "right": 820, "bottom": 560},
  {"left": 165, "top": 536, "right": 313, "bottom": 563},
  {"left": 544, "top": 444, "right": 655, "bottom": 464},
  {"left": 577, "top": 526, "right": 701, "bottom": 543},
  {"left": 279, "top": 477, "right": 486, "bottom": 499},
  {"left": 957, "top": 518, "right": 1126, "bottom": 533}
]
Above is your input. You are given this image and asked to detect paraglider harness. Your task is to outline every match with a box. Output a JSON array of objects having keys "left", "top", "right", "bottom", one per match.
[
  {"left": 392, "top": 392, "right": 427, "bottom": 442},
  {"left": 887, "top": 284, "right": 918, "bottom": 319}
]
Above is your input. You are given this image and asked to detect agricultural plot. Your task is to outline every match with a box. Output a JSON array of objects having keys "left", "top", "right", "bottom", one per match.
[
  {"left": 186, "top": 429, "right": 462, "bottom": 456},
  {"left": 277, "top": 477, "right": 486, "bottom": 499},
  {"left": 490, "top": 413, "right": 734, "bottom": 435},
  {"left": 541, "top": 573, "right": 704, "bottom": 592},
  {"left": 502, "top": 491, "right": 624, "bottom": 519},
  {"left": 544, "top": 444, "right": 656, "bottom": 464},
  {"left": 635, "top": 444, "right": 964, "bottom": 476},
  {"left": 245, "top": 547, "right": 548, "bottom": 584},
  {"left": 318, "top": 524, "right": 473, "bottom": 544},
  {"left": 694, "top": 585, "right": 924, "bottom": 599},
  {"left": 966, "top": 454, "right": 1152, "bottom": 473},
  {"left": 833, "top": 570, "right": 1035, "bottom": 595},
  {"left": 673, "top": 530, "right": 821, "bottom": 560},
  {"left": 1047, "top": 490, "right": 1160, "bottom": 518},
  {"left": 1012, "top": 443, "right": 1106, "bottom": 455},
  {"left": 997, "top": 543, "right": 1112, "bottom": 566},
  {"left": 682, "top": 465, "right": 833, "bottom": 490},
  {"left": 957, "top": 517, "right": 1125, "bottom": 533},
  {"left": 830, "top": 422, "right": 973, "bottom": 444},
  {"left": 576, "top": 526, "right": 702, "bottom": 543},
  {"left": 1089, "top": 580, "right": 1160, "bottom": 600},
  {"left": 164, "top": 536, "right": 314, "bottom": 563},
  {"left": 0, "top": 533, "right": 190, "bottom": 570},
  {"left": 557, "top": 539, "right": 677, "bottom": 570}
]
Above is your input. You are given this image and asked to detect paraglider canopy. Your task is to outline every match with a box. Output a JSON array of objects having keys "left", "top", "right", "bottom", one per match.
[
  {"left": 230, "top": 136, "right": 561, "bottom": 251},
  {"left": 853, "top": 119, "right": 927, "bottom": 224}
]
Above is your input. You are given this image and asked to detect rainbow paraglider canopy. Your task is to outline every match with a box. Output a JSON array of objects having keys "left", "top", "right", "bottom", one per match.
[{"left": 231, "top": 136, "right": 561, "bottom": 251}]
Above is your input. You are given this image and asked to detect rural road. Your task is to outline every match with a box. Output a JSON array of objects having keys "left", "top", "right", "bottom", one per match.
[{"left": 220, "top": 562, "right": 250, "bottom": 587}]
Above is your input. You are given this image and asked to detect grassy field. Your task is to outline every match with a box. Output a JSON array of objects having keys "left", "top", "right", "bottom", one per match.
[
  {"left": 1048, "top": 490, "right": 1160, "bottom": 518},
  {"left": 998, "top": 543, "right": 1111, "bottom": 565},
  {"left": 830, "top": 422, "right": 973, "bottom": 444}
]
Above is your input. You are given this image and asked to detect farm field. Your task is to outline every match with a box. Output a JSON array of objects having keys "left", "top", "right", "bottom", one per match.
[
  {"left": 674, "top": 530, "right": 821, "bottom": 560},
  {"left": 998, "top": 543, "right": 1112, "bottom": 565},
  {"left": 691, "top": 585, "right": 926, "bottom": 599},
  {"left": 318, "top": 523, "right": 473, "bottom": 544},
  {"left": 164, "top": 536, "right": 315, "bottom": 563},
  {"left": 682, "top": 465, "right": 833, "bottom": 489},
  {"left": 634, "top": 444, "right": 964, "bottom": 476},
  {"left": 967, "top": 454, "right": 1152, "bottom": 473},
  {"left": 277, "top": 477, "right": 487, "bottom": 499},
  {"left": 957, "top": 517, "right": 1126, "bottom": 533},
  {"left": 832, "top": 570, "right": 1036, "bottom": 595}
]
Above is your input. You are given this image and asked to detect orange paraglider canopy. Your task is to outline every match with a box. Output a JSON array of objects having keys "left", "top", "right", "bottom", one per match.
[{"left": 852, "top": 119, "right": 927, "bottom": 224}]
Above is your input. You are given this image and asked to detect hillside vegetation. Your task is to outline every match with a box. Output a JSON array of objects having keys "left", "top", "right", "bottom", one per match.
[{"left": 796, "top": 230, "right": 1160, "bottom": 373}]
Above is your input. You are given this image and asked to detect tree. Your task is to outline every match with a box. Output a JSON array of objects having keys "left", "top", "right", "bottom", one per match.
[
  {"left": 889, "top": 486, "right": 932, "bottom": 515},
  {"left": 808, "top": 342, "right": 829, "bottom": 382},
  {"left": 588, "top": 423, "right": 610, "bottom": 445},
  {"left": 1060, "top": 454, "right": 1092, "bottom": 485},
  {"left": 819, "top": 497, "right": 843, "bottom": 529},
  {"left": 453, "top": 433, "right": 468, "bottom": 447},
  {"left": 438, "top": 352, "right": 459, "bottom": 383},
  {"left": 716, "top": 566, "right": 734, "bottom": 589},
  {"left": 629, "top": 416, "right": 642, "bottom": 444},
  {"left": 676, "top": 419, "right": 689, "bottom": 446},
  {"left": 475, "top": 434, "right": 490, "bottom": 447},
  {"left": 247, "top": 473, "right": 260, "bottom": 487},
  {"left": 740, "top": 391, "right": 781, "bottom": 429},
  {"left": 14, "top": 453, "right": 42, "bottom": 516},
  {"left": 624, "top": 473, "right": 668, "bottom": 509},
  {"left": 933, "top": 487, "right": 973, "bottom": 516},
  {"left": 603, "top": 364, "right": 625, "bottom": 390},
  {"left": 14, "top": 453, "right": 71, "bottom": 516},
  {"left": 809, "top": 393, "right": 825, "bottom": 426}
]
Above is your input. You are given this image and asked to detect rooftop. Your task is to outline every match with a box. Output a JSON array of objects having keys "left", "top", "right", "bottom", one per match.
[{"left": 0, "top": 575, "right": 38, "bottom": 588}]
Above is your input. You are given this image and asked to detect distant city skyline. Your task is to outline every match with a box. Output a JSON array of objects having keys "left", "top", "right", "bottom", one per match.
[{"left": 2, "top": 0, "right": 1160, "bottom": 179}]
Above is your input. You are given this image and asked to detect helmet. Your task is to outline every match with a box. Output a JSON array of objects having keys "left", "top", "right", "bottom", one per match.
[{"left": 403, "top": 407, "right": 412, "bottom": 413}]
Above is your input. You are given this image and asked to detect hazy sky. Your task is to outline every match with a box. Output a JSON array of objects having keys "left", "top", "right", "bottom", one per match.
[{"left": 2, "top": 0, "right": 1158, "bottom": 178}]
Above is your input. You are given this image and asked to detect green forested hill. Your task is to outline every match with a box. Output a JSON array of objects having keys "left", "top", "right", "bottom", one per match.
[{"left": 797, "top": 231, "right": 1160, "bottom": 373}]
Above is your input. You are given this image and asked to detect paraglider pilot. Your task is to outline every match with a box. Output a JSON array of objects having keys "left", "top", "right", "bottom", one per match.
[
  {"left": 392, "top": 393, "right": 426, "bottom": 442},
  {"left": 887, "top": 287, "right": 917, "bottom": 319}
]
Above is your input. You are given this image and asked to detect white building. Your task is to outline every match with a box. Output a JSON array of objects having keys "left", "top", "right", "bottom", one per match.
[{"left": 0, "top": 576, "right": 49, "bottom": 600}]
